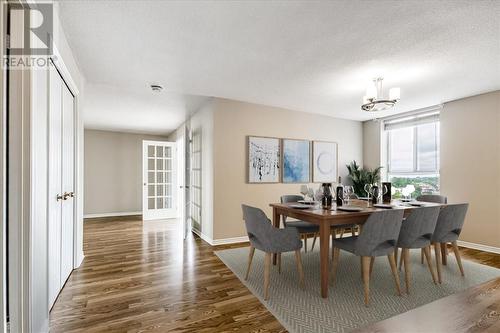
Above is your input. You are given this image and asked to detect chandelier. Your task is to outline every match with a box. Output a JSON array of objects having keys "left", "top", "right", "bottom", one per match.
[{"left": 361, "top": 78, "right": 400, "bottom": 112}]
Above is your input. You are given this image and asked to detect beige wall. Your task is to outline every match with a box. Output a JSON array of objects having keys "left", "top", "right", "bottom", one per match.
[
  {"left": 212, "top": 99, "right": 363, "bottom": 240},
  {"left": 362, "top": 119, "right": 382, "bottom": 170},
  {"left": 84, "top": 129, "right": 169, "bottom": 215},
  {"left": 440, "top": 91, "right": 500, "bottom": 248}
]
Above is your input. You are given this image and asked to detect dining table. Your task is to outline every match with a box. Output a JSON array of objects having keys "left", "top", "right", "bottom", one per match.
[{"left": 269, "top": 199, "right": 444, "bottom": 298}]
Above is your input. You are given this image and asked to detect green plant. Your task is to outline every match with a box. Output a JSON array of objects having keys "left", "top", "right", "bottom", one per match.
[{"left": 346, "top": 161, "right": 383, "bottom": 197}]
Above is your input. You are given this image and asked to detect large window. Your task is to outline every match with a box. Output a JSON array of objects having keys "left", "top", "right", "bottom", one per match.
[{"left": 385, "top": 111, "right": 440, "bottom": 198}]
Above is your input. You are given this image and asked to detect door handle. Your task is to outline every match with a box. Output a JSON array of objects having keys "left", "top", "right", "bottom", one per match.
[
  {"left": 56, "top": 194, "right": 64, "bottom": 201},
  {"left": 63, "top": 192, "right": 74, "bottom": 200}
]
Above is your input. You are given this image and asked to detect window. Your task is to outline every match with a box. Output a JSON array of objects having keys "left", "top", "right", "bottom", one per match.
[{"left": 385, "top": 111, "right": 440, "bottom": 198}]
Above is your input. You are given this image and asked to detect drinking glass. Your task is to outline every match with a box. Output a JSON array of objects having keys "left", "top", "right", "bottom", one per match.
[
  {"left": 347, "top": 185, "right": 354, "bottom": 200},
  {"left": 300, "top": 185, "right": 309, "bottom": 201},
  {"left": 307, "top": 188, "right": 315, "bottom": 202},
  {"left": 343, "top": 186, "right": 350, "bottom": 206},
  {"left": 364, "top": 184, "right": 372, "bottom": 207}
]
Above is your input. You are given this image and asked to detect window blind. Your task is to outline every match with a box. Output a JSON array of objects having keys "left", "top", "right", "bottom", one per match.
[{"left": 384, "top": 111, "right": 440, "bottom": 131}]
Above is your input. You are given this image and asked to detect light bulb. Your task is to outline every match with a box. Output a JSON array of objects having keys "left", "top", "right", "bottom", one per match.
[
  {"left": 366, "top": 84, "right": 377, "bottom": 99},
  {"left": 389, "top": 87, "right": 401, "bottom": 101}
]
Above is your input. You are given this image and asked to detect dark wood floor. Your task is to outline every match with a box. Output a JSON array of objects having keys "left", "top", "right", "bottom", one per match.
[{"left": 50, "top": 217, "right": 500, "bottom": 333}]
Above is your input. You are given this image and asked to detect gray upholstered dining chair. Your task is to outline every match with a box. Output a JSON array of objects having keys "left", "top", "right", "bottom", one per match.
[
  {"left": 241, "top": 204, "right": 305, "bottom": 300},
  {"left": 395, "top": 206, "right": 441, "bottom": 293},
  {"left": 331, "top": 209, "right": 405, "bottom": 306},
  {"left": 431, "top": 203, "right": 469, "bottom": 283},
  {"left": 416, "top": 194, "right": 448, "bottom": 204},
  {"left": 281, "top": 195, "right": 320, "bottom": 252},
  {"left": 416, "top": 194, "right": 448, "bottom": 264}
]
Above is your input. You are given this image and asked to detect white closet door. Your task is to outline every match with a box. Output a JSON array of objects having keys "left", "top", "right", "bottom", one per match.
[
  {"left": 61, "top": 82, "right": 75, "bottom": 285},
  {"left": 48, "top": 66, "right": 63, "bottom": 308}
]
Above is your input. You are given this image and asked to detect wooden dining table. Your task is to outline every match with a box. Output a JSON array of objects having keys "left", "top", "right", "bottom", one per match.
[{"left": 269, "top": 199, "right": 444, "bottom": 298}]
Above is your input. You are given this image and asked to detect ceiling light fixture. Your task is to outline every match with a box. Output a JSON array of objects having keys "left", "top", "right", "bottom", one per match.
[
  {"left": 150, "top": 84, "right": 163, "bottom": 93},
  {"left": 361, "top": 77, "right": 400, "bottom": 112}
]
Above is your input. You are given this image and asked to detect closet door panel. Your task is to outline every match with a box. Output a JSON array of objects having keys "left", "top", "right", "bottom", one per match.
[
  {"left": 61, "top": 83, "right": 75, "bottom": 285},
  {"left": 48, "top": 66, "right": 63, "bottom": 308}
]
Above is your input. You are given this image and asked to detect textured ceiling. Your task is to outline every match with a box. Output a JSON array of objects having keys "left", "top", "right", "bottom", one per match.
[{"left": 58, "top": 0, "right": 500, "bottom": 131}]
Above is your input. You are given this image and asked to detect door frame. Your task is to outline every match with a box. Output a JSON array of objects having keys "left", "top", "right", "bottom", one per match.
[{"left": 142, "top": 140, "right": 177, "bottom": 220}]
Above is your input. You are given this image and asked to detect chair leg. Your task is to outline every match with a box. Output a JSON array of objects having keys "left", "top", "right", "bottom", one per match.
[
  {"left": 394, "top": 248, "right": 399, "bottom": 268},
  {"left": 403, "top": 248, "right": 411, "bottom": 294},
  {"left": 362, "top": 256, "right": 371, "bottom": 306},
  {"left": 245, "top": 246, "right": 255, "bottom": 280},
  {"left": 423, "top": 245, "right": 438, "bottom": 284},
  {"left": 387, "top": 252, "right": 402, "bottom": 296},
  {"left": 434, "top": 243, "right": 442, "bottom": 284},
  {"left": 331, "top": 247, "right": 340, "bottom": 285},
  {"left": 421, "top": 249, "right": 424, "bottom": 264},
  {"left": 277, "top": 252, "right": 282, "bottom": 274},
  {"left": 398, "top": 248, "right": 404, "bottom": 271},
  {"left": 369, "top": 257, "right": 375, "bottom": 278},
  {"left": 294, "top": 249, "right": 305, "bottom": 288},
  {"left": 441, "top": 243, "right": 448, "bottom": 265},
  {"left": 339, "top": 228, "right": 345, "bottom": 238},
  {"left": 264, "top": 252, "right": 271, "bottom": 300},
  {"left": 451, "top": 241, "right": 465, "bottom": 276},
  {"left": 311, "top": 233, "right": 317, "bottom": 251},
  {"left": 304, "top": 235, "right": 308, "bottom": 253},
  {"left": 360, "top": 257, "right": 364, "bottom": 279}
]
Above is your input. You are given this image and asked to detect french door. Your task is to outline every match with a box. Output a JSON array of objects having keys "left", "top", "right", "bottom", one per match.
[{"left": 143, "top": 141, "right": 177, "bottom": 220}]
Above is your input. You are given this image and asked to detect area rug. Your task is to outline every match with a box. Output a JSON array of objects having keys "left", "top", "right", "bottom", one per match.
[{"left": 215, "top": 246, "right": 500, "bottom": 333}]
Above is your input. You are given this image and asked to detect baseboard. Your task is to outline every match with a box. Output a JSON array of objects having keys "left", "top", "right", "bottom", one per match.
[
  {"left": 457, "top": 240, "right": 500, "bottom": 254},
  {"left": 211, "top": 236, "right": 249, "bottom": 245},
  {"left": 84, "top": 211, "right": 142, "bottom": 219},
  {"left": 191, "top": 228, "right": 249, "bottom": 246},
  {"left": 191, "top": 228, "right": 211, "bottom": 244}
]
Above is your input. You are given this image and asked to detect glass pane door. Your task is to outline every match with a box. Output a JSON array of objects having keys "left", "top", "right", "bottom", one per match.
[{"left": 143, "top": 141, "right": 176, "bottom": 220}]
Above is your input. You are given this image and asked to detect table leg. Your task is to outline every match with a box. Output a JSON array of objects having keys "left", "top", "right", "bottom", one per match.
[
  {"left": 320, "top": 223, "right": 330, "bottom": 298},
  {"left": 272, "top": 207, "right": 280, "bottom": 265}
]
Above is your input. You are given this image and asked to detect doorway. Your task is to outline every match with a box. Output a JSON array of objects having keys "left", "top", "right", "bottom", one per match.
[{"left": 142, "top": 140, "right": 177, "bottom": 220}]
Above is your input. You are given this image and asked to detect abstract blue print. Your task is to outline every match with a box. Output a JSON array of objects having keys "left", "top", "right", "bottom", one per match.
[{"left": 283, "top": 139, "right": 310, "bottom": 183}]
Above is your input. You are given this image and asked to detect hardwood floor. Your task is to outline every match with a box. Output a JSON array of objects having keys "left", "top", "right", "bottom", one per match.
[
  {"left": 353, "top": 276, "right": 500, "bottom": 333},
  {"left": 50, "top": 218, "right": 285, "bottom": 333},
  {"left": 50, "top": 217, "right": 500, "bottom": 332}
]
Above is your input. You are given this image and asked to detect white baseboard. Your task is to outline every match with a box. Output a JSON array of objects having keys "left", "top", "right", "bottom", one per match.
[
  {"left": 211, "top": 236, "right": 249, "bottom": 245},
  {"left": 84, "top": 211, "right": 142, "bottom": 219},
  {"left": 457, "top": 240, "right": 500, "bottom": 254},
  {"left": 191, "top": 228, "right": 249, "bottom": 246},
  {"left": 191, "top": 228, "right": 212, "bottom": 245}
]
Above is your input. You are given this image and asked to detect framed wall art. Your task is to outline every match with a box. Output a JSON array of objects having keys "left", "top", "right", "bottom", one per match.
[{"left": 247, "top": 136, "right": 280, "bottom": 183}]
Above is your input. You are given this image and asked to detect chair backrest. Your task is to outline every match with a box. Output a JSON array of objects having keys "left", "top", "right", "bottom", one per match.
[
  {"left": 417, "top": 194, "right": 447, "bottom": 204},
  {"left": 356, "top": 209, "right": 405, "bottom": 257},
  {"left": 397, "top": 206, "right": 441, "bottom": 248},
  {"left": 280, "top": 195, "right": 304, "bottom": 203},
  {"left": 280, "top": 195, "right": 304, "bottom": 226},
  {"left": 241, "top": 204, "right": 274, "bottom": 251},
  {"left": 431, "top": 203, "right": 469, "bottom": 243}
]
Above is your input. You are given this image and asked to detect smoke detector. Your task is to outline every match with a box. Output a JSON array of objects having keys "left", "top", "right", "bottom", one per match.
[{"left": 150, "top": 84, "right": 163, "bottom": 93}]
